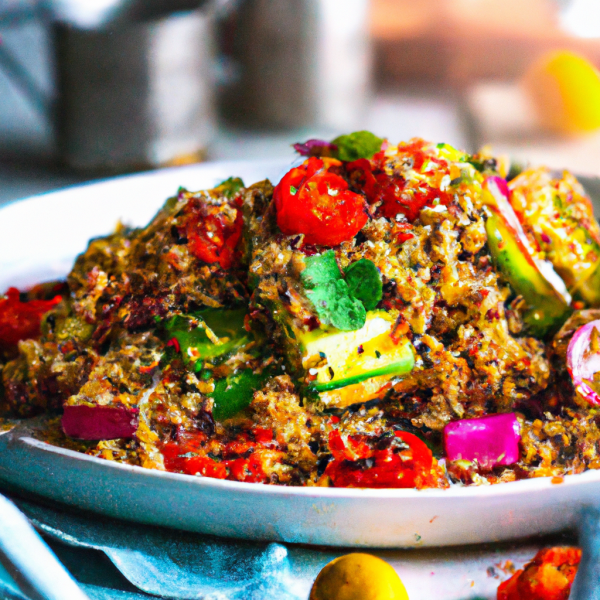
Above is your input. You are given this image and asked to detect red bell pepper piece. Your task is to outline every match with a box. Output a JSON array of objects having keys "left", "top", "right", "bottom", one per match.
[{"left": 0, "top": 287, "right": 61, "bottom": 350}]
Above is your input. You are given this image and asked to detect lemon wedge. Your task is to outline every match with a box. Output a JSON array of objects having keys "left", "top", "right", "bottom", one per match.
[{"left": 523, "top": 50, "right": 600, "bottom": 134}]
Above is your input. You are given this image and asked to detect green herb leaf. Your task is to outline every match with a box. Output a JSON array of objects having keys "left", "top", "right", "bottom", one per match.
[
  {"left": 331, "top": 131, "right": 384, "bottom": 162},
  {"left": 302, "top": 250, "right": 342, "bottom": 288},
  {"left": 344, "top": 259, "right": 383, "bottom": 311},
  {"left": 309, "top": 279, "right": 366, "bottom": 331},
  {"left": 215, "top": 176, "right": 245, "bottom": 198},
  {"left": 301, "top": 250, "right": 366, "bottom": 331},
  {"left": 211, "top": 368, "right": 273, "bottom": 421}
]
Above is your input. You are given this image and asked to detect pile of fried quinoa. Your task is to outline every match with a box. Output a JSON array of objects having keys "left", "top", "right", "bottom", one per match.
[{"left": 2, "top": 136, "right": 600, "bottom": 489}]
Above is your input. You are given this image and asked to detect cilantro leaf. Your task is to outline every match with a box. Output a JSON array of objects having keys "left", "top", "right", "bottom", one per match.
[
  {"left": 301, "top": 250, "right": 366, "bottom": 331},
  {"left": 344, "top": 259, "right": 383, "bottom": 311},
  {"left": 215, "top": 176, "right": 245, "bottom": 197},
  {"left": 331, "top": 131, "right": 384, "bottom": 162}
]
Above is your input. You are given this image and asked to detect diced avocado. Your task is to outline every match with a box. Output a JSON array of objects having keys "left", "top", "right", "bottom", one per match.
[
  {"left": 164, "top": 308, "right": 250, "bottom": 366},
  {"left": 299, "top": 310, "right": 414, "bottom": 393},
  {"left": 485, "top": 205, "right": 572, "bottom": 337}
]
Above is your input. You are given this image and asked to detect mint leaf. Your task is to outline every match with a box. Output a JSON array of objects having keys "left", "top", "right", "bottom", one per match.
[
  {"left": 301, "top": 250, "right": 366, "bottom": 331},
  {"left": 308, "top": 279, "right": 366, "bottom": 331},
  {"left": 302, "top": 250, "right": 341, "bottom": 289},
  {"left": 331, "top": 131, "right": 384, "bottom": 162},
  {"left": 216, "top": 176, "right": 245, "bottom": 197},
  {"left": 325, "top": 281, "right": 366, "bottom": 330},
  {"left": 344, "top": 259, "right": 383, "bottom": 311}
]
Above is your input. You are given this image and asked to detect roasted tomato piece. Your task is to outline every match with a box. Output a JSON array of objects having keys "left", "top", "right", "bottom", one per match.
[
  {"left": 346, "top": 156, "right": 451, "bottom": 222},
  {"left": 225, "top": 454, "right": 266, "bottom": 483},
  {"left": 274, "top": 157, "right": 369, "bottom": 246},
  {"left": 325, "top": 430, "right": 437, "bottom": 488},
  {"left": 0, "top": 287, "right": 61, "bottom": 350},
  {"left": 161, "top": 429, "right": 273, "bottom": 483},
  {"left": 497, "top": 547, "right": 581, "bottom": 600},
  {"left": 182, "top": 196, "right": 244, "bottom": 270}
]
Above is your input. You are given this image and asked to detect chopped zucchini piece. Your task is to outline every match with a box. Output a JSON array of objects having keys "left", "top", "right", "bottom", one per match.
[
  {"left": 485, "top": 205, "right": 572, "bottom": 337},
  {"left": 482, "top": 177, "right": 572, "bottom": 337},
  {"left": 299, "top": 310, "right": 414, "bottom": 393}
]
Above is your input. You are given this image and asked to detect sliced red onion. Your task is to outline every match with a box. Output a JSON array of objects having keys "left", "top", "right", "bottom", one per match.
[
  {"left": 567, "top": 319, "right": 600, "bottom": 406},
  {"left": 293, "top": 139, "right": 338, "bottom": 157},
  {"left": 444, "top": 413, "right": 521, "bottom": 469},
  {"left": 62, "top": 405, "right": 139, "bottom": 440},
  {"left": 484, "top": 176, "right": 571, "bottom": 305}
]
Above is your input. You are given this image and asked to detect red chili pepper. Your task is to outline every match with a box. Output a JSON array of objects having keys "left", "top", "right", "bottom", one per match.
[
  {"left": 166, "top": 337, "right": 181, "bottom": 353},
  {"left": 0, "top": 287, "right": 61, "bottom": 350},
  {"left": 183, "top": 197, "right": 244, "bottom": 270},
  {"left": 274, "top": 157, "right": 369, "bottom": 247},
  {"left": 139, "top": 360, "right": 160, "bottom": 374}
]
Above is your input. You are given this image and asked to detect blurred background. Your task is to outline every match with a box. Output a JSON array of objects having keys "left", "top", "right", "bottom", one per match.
[{"left": 2, "top": 0, "right": 600, "bottom": 203}]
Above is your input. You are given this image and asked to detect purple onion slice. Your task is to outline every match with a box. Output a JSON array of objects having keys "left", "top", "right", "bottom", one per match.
[
  {"left": 444, "top": 413, "right": 521, "bottom": 469},
  {"left": 567, "top": 319, "right": 600, "bottom": 406},
  {"left": 293, "top": 139, "right": 338, "bottom": 157},
  {"left": 62, "top": 405, "right": 139, "bottom": 440}
]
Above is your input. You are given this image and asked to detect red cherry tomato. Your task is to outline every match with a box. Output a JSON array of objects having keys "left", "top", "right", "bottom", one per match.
[
  {"left": 325, "top": 430, "right": 436, "bottom": 489},
  {"left": 183, "top": 197, "right": 244, "bottom": 270},
  {"left": 0, "top": 287, "right": 61, "bottom": 350},
  {"left": 274, "top": 157, "right": 369, "bottom": 247}
]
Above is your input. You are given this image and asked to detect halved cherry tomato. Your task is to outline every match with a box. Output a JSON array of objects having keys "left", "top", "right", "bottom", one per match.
[
  {"left": 325, "top": 430, "right": 436, "bottom": 489},
  {"left": 274, "top": 157, "right": 369, "bottom": 246},
  {"left": 0, "top": 287, "right": 61, "bottom": 350},
  {"left": 182, "top": 197, "right": 244, "bottom": 270}
]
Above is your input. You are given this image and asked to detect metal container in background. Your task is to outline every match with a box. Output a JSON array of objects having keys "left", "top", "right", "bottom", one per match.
[
  {"left": 219, "top": 0, "right": 372, "bottom": 131},
  {"left": 55, "top": 3, "right": 216, "bottom": 172}
]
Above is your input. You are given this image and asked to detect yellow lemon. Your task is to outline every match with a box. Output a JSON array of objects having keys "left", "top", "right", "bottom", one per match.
[
  {"left": 309, "top": 553, "right": 409, "bottom": 600},
  {"left": 523, "top": 50, "right": 600, "bottom": 135}
]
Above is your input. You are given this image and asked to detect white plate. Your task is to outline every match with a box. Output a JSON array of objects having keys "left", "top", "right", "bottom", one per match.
[{"left": 0, "top": 160, "right": 597, "bottom": 548}]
